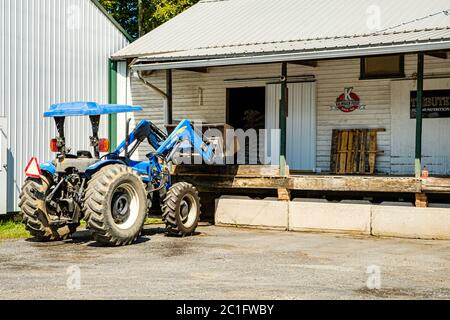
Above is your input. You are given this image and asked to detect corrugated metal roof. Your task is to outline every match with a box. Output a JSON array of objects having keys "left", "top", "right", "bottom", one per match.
[{"left": 112, "top": 0, "right": 450, "bottom": 67}]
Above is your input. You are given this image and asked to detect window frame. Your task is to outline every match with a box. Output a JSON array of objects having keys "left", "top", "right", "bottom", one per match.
[{"left": 360, "top": 55, "right": 405, "bottom": 80}]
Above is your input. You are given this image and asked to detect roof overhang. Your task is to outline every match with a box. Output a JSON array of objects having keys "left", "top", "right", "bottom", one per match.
[{"left": 130, "top": 41, "right": 450, "bottom": 71}]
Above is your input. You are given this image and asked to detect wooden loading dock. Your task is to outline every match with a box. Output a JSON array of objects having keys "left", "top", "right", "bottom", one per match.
[{"left": 172, "top": 165, "right": 450, "bottom": 208}]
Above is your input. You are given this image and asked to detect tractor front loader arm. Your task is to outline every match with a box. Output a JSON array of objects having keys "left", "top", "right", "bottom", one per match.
[
  {"left": 155, "top": 119, "right": 216, "bottom": 164},
  {"left": 112, "top": 120, "right": 167, "bottom": 159}
]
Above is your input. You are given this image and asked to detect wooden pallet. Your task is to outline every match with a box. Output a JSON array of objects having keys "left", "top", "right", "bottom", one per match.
[{"left": 330, "top": 128, "right": 385, "bottom": 174}]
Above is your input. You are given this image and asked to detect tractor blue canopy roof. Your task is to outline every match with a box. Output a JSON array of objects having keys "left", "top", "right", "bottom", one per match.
[{"left": 44, "top": 102, "right": 143, "bottom": 117}]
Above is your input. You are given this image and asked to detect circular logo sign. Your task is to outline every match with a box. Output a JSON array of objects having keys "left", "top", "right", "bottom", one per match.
[{"left": 335, "top": 88, "right": 363, "bottom": 113}]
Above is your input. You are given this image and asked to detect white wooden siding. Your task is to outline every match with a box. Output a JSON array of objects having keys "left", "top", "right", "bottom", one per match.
[
  {"left": 130, "top": 54, "right": 450, "bottom": 175},
  {"left": 391, "top": 78, "right": 450, "bottom": 175}
]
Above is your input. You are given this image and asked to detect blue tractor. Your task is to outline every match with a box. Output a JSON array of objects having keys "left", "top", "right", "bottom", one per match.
[{"left": 19, "top": 102, "right": 216, "bottom": 246}]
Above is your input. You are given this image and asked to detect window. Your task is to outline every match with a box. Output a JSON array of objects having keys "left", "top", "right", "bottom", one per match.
[{"left": 360, "top": 55, "right": 405, "bottom": 79}]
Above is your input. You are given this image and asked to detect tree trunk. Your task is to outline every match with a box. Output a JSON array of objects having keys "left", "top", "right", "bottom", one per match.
[{"left": 138, "top": 0, "right": 144, "bottom": 37}]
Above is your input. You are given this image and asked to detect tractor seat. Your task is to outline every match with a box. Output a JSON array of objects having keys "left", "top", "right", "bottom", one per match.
[{"left": 77, "top": 150, "right": 93, "bottom": 158}]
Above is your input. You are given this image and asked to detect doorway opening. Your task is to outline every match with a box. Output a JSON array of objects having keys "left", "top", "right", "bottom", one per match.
[
  {"left": 227, "top": 87, "right": 266, "bottom": 164},
  {"left": 227, "top": 87, "right": 266, "bottom": 130}
]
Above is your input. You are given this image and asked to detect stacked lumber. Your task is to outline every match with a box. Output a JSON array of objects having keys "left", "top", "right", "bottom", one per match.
[{"left": 330, "top": 128, "right": 385, "bottom": 175}]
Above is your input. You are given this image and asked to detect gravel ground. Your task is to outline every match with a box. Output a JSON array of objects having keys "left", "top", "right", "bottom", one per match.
[{"left": 0, "top": 225, "right": 449, "bottom": 300}]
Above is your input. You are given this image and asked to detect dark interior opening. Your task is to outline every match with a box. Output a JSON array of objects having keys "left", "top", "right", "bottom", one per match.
[
  {"left": 227, "top": 87, "right": 266, "bottom": 164},
  {"left": 227, "top": 87, "right": 266, "bottom": 130}
]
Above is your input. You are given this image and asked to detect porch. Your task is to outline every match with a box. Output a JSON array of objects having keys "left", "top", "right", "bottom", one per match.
[
  {"left": 112, "top": 5, "right": 450, "bottom": 210},
  {"left": 171, "top": 165, "right": 450, "bottom": 208}
]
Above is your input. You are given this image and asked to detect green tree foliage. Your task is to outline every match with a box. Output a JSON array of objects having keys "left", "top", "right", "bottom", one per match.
[
  {"left": 98, "top": 0, "right": 139, "bottom": 38},
  {"left": 98, "top": 0, "right": 200, "bottom": 39},
  {"left": 153, "top": 0, "right": 200, "bottom": 26}
]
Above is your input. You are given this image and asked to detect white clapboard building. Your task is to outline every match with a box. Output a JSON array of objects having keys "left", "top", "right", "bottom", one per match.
[{"left": 112, "top": 0, "right": 450, "bottom": 181}]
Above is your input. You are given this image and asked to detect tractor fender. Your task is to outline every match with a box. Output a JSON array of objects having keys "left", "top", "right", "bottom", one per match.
[
  {"left": 85, "top": 159, "right": 127, "bottom": 178},
  {"left": 39, "top": 161, "right": 56, "bottom": 176}
]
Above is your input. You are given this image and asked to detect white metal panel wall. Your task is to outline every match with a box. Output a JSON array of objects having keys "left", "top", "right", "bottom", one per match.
[
  {"left": 286, "top": 82, "right": 316, "bottom": 171},
  {"left": 265, "top": 84, "right": 280, "bottom": 165},
  {"left": 266, "top": 82, "right": 316, "bottom": 171},
  {"left": 117, "top": 61, "right": 129, "bottom": 145},
  {"left": 0, "top": 0, "right": 129, "bottom": 211},
  {"left": 0, "top": 118, "right": 7, "bottom": 214}
]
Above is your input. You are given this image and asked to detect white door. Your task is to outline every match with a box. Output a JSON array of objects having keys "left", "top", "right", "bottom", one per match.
[
  {"left": 0, "top": 118, "right": 7, "bottom": 214},
  {"left": 266, "top": 82, "right": 316, "bottom": 171}
]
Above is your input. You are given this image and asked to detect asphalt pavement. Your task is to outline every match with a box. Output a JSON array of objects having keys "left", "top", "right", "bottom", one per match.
[{"left": 0, "top": 225, "right": 449, "bottom": 299}]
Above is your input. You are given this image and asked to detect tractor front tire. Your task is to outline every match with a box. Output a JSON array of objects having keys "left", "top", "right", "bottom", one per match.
[
  {"left": 19, "top": 176, "right": 78, "bottom": 241},
  {"left": 162, "top": 182, "right": 201, "bottom": 236},
  {"left": 83, "top": 165, "right": 147, "bottom": 246}
]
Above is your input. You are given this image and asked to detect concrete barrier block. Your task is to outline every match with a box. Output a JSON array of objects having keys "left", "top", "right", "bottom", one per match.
[
  {"left": 372, "top": 206, "right": 450, "bottom": 240},
  {"left": 380, "top": 201, "right": 414, "bottom": 207},
  {"left": 341, "top": 200, "right": 372, "bottom": 205},
  {"left": 292, "top": 198, "right": 328, "bottom": 203},
  {"left": 429, "top": 203, "right": 450, "bottom": 208},
  {"left": 289, "top": 202, "right": 371, "bottom": 234},
  {"left": 215, "top": 197, "right": 288, "bottom": 230}
]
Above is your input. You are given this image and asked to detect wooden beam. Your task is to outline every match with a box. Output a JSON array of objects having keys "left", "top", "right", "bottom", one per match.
[
  {"left": 289, "top": 60, "right": 318, "bottom": 67},
  {"left": 172, "top": 175, "right": 288, "bottom": 192},
  {"left": 178, "top": 67, "right": 209, "bottom": 73},
  {"left": 425, "top": 51, "right": 448, "bottom": 59},
  {"left": 277, "top": 188, "right": 291, "bottom": 201},
  {"left": 289, "top": 175, "right": 421, "bottom": 193},
  {"left": 415, "top": 193, "right": 428, "bottom": 208},
  {"left": 415, "top": 53, "right": 424, "bottom": 178},
  {"left": 172, "top": 168, "right": 423, "bottom": 194},
  {"left": 422, "top": 177, "right": 450, "bottom": 193},
  {"left": 173, "top": 165, "right": 281, "bottom": 177}
]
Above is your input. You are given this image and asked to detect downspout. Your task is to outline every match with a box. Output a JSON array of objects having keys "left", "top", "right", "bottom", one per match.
[
  {"left": 135, "top": 70, "right": 172, "bottom": 126},
  {"left": 136, "top": 70, "right": 167, "bottom": 98}
]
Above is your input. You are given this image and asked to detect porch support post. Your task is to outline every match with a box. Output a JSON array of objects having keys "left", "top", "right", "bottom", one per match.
[
  {"left": 415, "top": 53, "right": 424, "bottom": 178},
  {"left": 279, "top": 62, "right": 288, "bottom": 176},
  {"left": 166, "top": 69, "right": 173, "bottom": 125}
]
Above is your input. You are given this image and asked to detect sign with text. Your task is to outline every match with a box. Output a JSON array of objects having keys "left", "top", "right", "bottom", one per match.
[
  {"left": 410, "top": 90, "right": 450, "bottom": 118},
  {"left": 331, "top": 87, "right": 365, "bottom": 112}
]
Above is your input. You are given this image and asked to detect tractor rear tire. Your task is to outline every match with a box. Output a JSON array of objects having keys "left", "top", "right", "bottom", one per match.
[
  {"left": 19, "top": 176, "right": 78, "bottom": 241},
  {"left": 162, "top": 182, "right": 201, "bottom": 236},
  {"left": 83, "top": 165, "right": 147, "bottom": 246}
]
